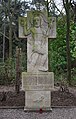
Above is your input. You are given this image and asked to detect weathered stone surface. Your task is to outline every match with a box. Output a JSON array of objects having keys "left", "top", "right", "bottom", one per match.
[
  {"left": 48, "top": 17, "right": 56, "bottom": 38},
  {"left": 19, "top": 10, "right": 56, "bottom": 110},
  {"left": 19, "top": 17, "right": 27, "bottom": 38},
  {"left": 19, "top": 11, "right": 56, "bottom": 72},
  {"left": 27, "top": 11, "right": 48, "bottom": 72},
  {"left": 19, "top": 13, "right": 56, "bottom": 39},
  {"left": 38, "top": 73, "right": 54, "bottom": 84},
  {"left": 22, "top": 72, "right": 54, "bottom": 91},
  {"left": 25, "top": 91, "right": 51, "bottom": 109}
]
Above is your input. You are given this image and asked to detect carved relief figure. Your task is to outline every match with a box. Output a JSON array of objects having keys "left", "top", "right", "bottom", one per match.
[{"left": 27, "top": 12, "right": 48, "bottom": 72}]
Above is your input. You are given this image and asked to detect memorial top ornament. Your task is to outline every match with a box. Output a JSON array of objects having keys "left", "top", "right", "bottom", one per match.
[{"left": 19, "top": 10, "right": 56, "bottom": 39}]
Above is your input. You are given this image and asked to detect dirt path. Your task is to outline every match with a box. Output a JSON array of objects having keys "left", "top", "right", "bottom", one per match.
[{"left": 0, "top": 108, "right": 76, "bottom": 119}]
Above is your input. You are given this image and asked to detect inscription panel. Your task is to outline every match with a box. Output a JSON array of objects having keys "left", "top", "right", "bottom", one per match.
[
  {"left": 22, "top": 75, "right": 37, "bottom": 85},
  {"left": 22, "top": 72, "right": 54, "bottom": 90},
  {"left": 38, "top": 74, "right": 53, "bottom": 84}
]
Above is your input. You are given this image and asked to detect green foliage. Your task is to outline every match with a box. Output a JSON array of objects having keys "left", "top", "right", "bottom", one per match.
[
  {"left": 0, "top": 50, "right": 27, "bottom": 85},
  {"left": 0, "top": 58, "right": 16, "bottom": 85},
  {"left": 49, "top": 17, "right": 67, "bottom": 73},
  {"left": 70, "top": 22, "right": 76, "bottom": 59},
  {"left": 0, "top": 62, "right": 6, "bottom": 85},
  {"left": 48, "top": 16, "right": 76, "bottom": 85}
]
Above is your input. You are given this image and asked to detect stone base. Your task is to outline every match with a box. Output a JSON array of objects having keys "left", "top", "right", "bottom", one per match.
[
  {"left": 22, "top": 72, "right": 54, "bottom": 110},
  {"left": 25, "top": 91, "right": 51, "bottom": 109}
]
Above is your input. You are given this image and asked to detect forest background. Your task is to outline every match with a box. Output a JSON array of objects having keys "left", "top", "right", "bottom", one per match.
[{"left": 0, "top": 0, "right": 76, "bottom": 87}]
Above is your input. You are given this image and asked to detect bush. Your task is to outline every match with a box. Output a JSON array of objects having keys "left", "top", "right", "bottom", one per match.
[{"left": 0, "top": 58, "right": 16, "bottom": 85}]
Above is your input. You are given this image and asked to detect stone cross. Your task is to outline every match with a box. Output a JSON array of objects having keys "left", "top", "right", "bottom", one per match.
[
  {"left": 19, "top": 10, "right": 56, "bottom": 110},
  {"left": 19, "top": 10, "right": 56, "bottom": 72}
]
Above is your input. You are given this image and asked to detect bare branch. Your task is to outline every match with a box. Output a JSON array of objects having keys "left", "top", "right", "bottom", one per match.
[
  {"left": 0, "top": 31, "right": 9, "bottom": 40},
  {"left": 54, "top": 3, "right": 64, "bottom": 16}
]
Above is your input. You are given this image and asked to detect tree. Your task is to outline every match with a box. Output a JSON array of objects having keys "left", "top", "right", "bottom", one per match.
[
  {"left": 0, "top": 0, "right": 30, "bottom": 59},
  {"left": 63, "top": 0, "right": 71, "bottom": 85}
]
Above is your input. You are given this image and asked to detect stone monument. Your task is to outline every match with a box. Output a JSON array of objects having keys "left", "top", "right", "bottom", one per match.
[{"left": 19, "top": 10, "right": 56, "bottom": 110}]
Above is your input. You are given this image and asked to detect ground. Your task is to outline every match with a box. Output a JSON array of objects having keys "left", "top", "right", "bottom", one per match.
[
  {"left": 0, "top": 108, "right": 76, "bottom": 119},
  {"left": 0, "top": 85, "right": 76, "bottom": 107}
]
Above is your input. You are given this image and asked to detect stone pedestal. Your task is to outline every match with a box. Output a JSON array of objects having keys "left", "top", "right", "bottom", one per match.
[
  {"left": 22, "top": 72, "right": 54, "bottom": 110},
  {"left": 24, "top": 91, "right": 51, "bottom": 110}
]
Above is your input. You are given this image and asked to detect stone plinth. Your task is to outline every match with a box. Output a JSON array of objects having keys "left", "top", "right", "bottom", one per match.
[
  {"left": 24, "top": 91, "right": 51, "bottom": 110},
  {"left": 22, "top": 72, "right": 54, "bottom": 110}
]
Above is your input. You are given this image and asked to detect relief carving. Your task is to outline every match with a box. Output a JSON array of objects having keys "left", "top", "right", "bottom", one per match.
[{"left": 33, "top": 96, "right": 44, "bottom": 103}]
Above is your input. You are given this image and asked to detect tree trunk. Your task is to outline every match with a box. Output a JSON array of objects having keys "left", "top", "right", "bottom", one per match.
[
  {"left": 8, "top": 0, "right": 12, "bottom": 59},
  {"left": 3, "top": 22, "right": 5, "bottom": 62},
  {"left": 66, "top": 0, "right": 71, "bottom": 85},
  {"left": 9, "top": 22, "right": 12, "bottom": 59},
  {"left": 47, "top": 0, "right": 49, "bottom": 16},
  {"left": 15, "top": 47, "right": 21, "bottom": 93}
]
